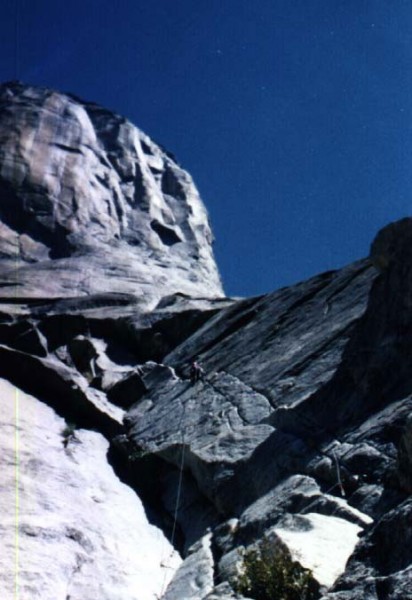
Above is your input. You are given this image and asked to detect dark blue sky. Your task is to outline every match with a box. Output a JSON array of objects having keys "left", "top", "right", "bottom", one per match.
[{"left": 1, "top": 1, "right": 411, "bottom": 297}]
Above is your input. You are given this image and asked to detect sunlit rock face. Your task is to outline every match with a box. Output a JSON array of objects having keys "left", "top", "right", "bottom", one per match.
[
  {"left": 0, "top": 81, "right": 222, "bottom": 306},
  {"left": 0, "top": 378, "right": 180, "bottom": 600}
]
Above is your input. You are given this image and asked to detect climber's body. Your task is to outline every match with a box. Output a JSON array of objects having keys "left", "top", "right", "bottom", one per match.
[{"left": 190, "top": 360, "right": 204, "bottom": 384}]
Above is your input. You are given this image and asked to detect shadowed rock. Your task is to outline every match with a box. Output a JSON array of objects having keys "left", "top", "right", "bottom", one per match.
[{"left": 398, "top": 415, "right": 412, "bottom": 493}]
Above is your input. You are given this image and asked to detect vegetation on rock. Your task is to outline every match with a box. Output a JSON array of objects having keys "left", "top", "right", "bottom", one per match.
[
  {"left": 235, "top": 540, "right": 319, "bottom": 600},
  {"left": 61, "top": 422, "right": 77, "bottom": 439}
]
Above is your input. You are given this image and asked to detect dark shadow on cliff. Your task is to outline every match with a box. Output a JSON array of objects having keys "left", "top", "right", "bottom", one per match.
[
  {"left": 271, "top": 264, "right": 412, "bottom": 444},
  {"left": 0, "top": 177, "right": 74, "bottom": 259}
]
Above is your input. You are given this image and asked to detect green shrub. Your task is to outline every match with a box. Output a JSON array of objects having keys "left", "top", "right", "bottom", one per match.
[
  {"left": 61, "top": 422, "right": 77, "bottom": 439},
  {"left": 235, "top": 539, "right": 319, "bottom": 600},
  {"left": 128, "top": 447, "right": 148, "bottom": 461}
]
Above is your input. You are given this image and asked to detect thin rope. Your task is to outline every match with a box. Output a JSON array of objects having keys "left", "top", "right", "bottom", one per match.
[
  {"left": 170, "top": 441, "right": 186, "bottom": 550},
  {"left": 158, "top": 389, "right": 188, "bottom": 598}
]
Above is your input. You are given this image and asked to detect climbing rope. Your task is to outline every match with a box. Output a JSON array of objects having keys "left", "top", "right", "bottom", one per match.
[
  {"left": 158, "top": 387, "right": 188, "bottom": 598},
  {"left": 169, "top": 438, "right": 186, "bottom": 551}
]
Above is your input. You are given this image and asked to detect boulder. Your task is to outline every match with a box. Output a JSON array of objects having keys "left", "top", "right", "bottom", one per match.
[
  {"left": 322, "top": 499, "right": 412, "bottom": 600},
  {"left": 127, "top": 371, "right": 274, "bottom": 512},
  {"left": 162, "top": 533, "right": 215, "bottom": 600},
  {"left": 107, "top": 370, "right": 146, "bottom": 408},
  {"left": 271, "top": 512, "right": 364, "bottom": 588}
]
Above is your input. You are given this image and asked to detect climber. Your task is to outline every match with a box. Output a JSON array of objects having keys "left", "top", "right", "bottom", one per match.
[{"left": 190, "top": 359, "right": 204, "bottom": 384}]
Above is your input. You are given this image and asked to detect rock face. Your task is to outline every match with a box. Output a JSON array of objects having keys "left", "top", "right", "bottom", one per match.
[
  {"left": 398, "top": 415, "right": 412, "bottom": 493},
  {"left": 0, "top": 83, "right": 411, "bottom": 600},
  {"left": 0, "top": 378, "right": 180, "bottom": 600},
  {"left": 0, "top": 81, "right": 222, "bottom": 306}
]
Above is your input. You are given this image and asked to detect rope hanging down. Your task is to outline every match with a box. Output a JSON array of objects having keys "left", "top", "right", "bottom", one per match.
[{"left": 158, "top": 392, "right": 188, "bottom": 597}]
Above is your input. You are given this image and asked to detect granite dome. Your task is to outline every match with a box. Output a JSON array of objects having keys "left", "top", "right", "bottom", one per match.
[{"left": 0, "top": 82, "right": 223, "bottom": 306}]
